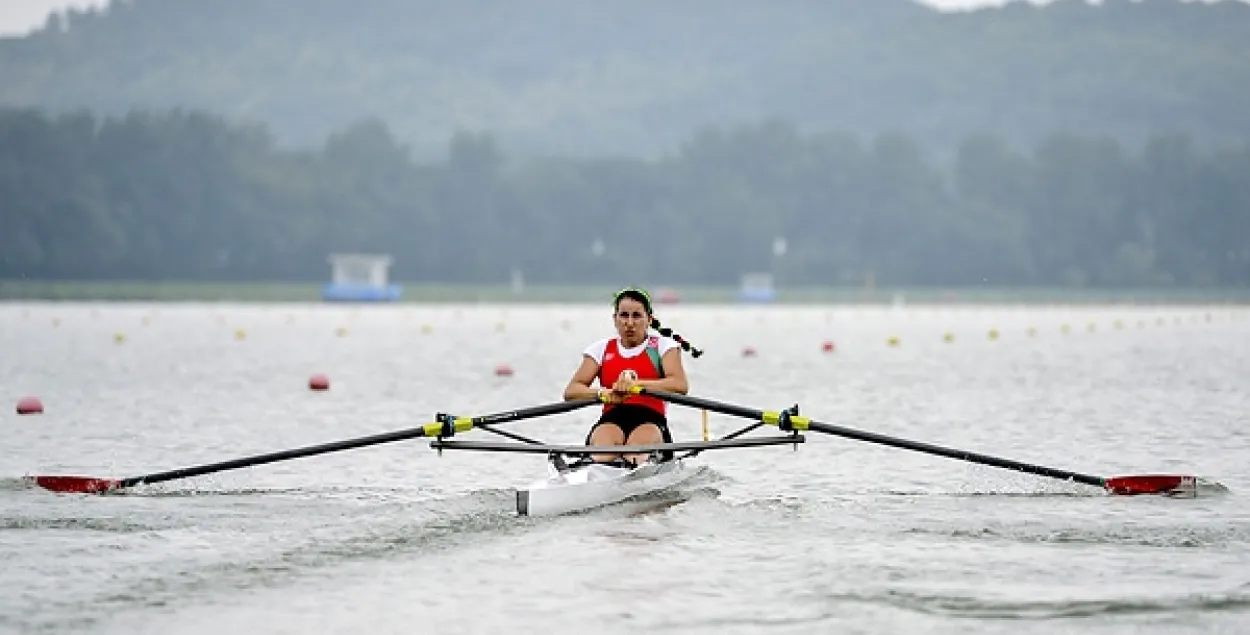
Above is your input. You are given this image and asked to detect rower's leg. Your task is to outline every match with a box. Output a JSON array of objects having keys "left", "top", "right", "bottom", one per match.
[
  {"left": 588, "top": 423, "right": 626, "bottom": 463},
  {"left": 624, "top": 423, "right": 664, "bottom": 465}
]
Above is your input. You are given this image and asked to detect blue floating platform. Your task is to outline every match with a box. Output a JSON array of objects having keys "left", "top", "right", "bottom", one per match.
[
  {"left": 739, "top": 288, "right": 776, "bottom": 303},
  {"left": 322, "top": 283, "right": 403, "bottom": 302}
]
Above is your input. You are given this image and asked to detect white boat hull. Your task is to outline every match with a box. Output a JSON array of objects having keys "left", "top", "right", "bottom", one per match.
[{"left": 517, "top": 459, "right": 696, "bottom": 516}]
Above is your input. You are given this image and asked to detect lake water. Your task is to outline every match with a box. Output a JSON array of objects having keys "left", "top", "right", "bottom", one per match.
[{"left": 2, "top": 301, "right": 1248, "bottom": 634}]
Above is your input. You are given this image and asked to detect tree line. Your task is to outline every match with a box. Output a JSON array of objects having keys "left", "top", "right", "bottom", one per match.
[
  {"left": 1, "top": 107, "right": 1246, "bottom": 287},
  {"left": 2, "top": 0, "right": 1246, "bottom": 157}
]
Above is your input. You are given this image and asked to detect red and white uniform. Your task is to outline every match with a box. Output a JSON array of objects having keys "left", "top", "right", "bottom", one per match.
[{"left": 583, "top": 334, "right": 678, "bottom": 415}]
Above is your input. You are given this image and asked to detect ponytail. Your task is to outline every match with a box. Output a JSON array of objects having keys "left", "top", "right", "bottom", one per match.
[{"left": 651, "top": 317, "right": 703, "bottom": 358}]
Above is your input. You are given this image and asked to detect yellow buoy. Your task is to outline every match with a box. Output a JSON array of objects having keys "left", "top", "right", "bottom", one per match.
[
  {"left": 1061, "top": 324, "right": 1071, "bottom": 334},
  {"left": 421, "top": 324, "right": 433, "bottom": 334},
  {"left": 987, "top": 329, "right": 999, "bottom": 341},
  {"left": 234, "top": 328, "right": 247, "bottom": 341},
  {"left": 1026, "top": 327, "right": 1037, "bottom": 337},
  {"left": 887, "top": 336, "right": 900, "bottom": 347},
  {"left": 114, "top": 332, "right": 126, "bottom": 343},
  {"left": 335, "top": 327, "right": 348, "bottom": 337},
  {"left": 943, "top": 332, "right": 955, "bottom": 343}
]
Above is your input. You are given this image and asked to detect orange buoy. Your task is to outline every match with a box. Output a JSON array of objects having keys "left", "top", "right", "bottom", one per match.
[
  {"left": 16, "top": 396, "right": 44, "bottom": 415},
  {"left": 308, "top": 374, "right": 330, "bottom": 391},
  {"left": 494, "top": 363, "right": 514, "bottom": 377},
  {"left": 821, "top": 340, "right": 836, "bottom": 353}
]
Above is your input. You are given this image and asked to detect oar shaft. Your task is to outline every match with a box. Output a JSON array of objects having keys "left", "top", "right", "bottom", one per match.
[
  {"left": 648, "top": 390, "right": 765, "bottom": 420},
  {"left": 118, "top": 427, "right": 429, "bottom": 487},
  {"left": 640, "top": 389, "right": 1106, "bottom": 488},
  {"left": 117, "top": 398, "right": 599, "bottom": 489},
  {"left": 802, "top": 420, "right": 1105, "bottom": 487}
]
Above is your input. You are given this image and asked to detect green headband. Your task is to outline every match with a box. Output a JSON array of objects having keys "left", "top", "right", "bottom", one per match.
[{"left": 612, "top": 286, "right": 653, "bottom": 313}]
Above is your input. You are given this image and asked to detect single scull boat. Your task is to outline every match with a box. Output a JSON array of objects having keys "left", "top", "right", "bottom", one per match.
[
  {"left": 431, "top": 435, "right": 806, "bottom": 515},
  {"left": 25, "top": 390, "right": 1202, "bottom": 510}
]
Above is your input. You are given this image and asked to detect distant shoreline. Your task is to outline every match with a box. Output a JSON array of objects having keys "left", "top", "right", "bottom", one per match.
[{"left": 1, "top": 280, "right": 1247, "bottom": 305}]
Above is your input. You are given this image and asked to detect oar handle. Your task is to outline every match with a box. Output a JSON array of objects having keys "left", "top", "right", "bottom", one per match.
[
  {"left": 116, "top": 398, "right": 600, "bottom": 489},
  {"left": 636, "top": 388, "right": 1106, "bottom": 488}
]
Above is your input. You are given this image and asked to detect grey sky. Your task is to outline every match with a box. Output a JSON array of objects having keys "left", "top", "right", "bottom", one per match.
[
  {"left": 0, "top": 0, "right": 1236, "bottom": 37},
  {"left": 0, "top": 0, "right": 107, "bottom": 36},
  {"left": 0, "top": 0, "right": 1048, "bottom": 37}
]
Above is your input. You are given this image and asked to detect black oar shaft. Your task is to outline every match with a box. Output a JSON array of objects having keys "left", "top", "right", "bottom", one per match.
[
  {"left": 118, "top": 427, "right": 429, "bottom": 488},
  {"left": 642, "top": 389, "right": 1106, "bottom": 488},
  {"left": 116, "top": 399, "right": 599, "bottom": 489},
  {"left": 649, "top": 391, "right": 765, "bottom": 420},
  {"left": 802, "top": 420, "right": 1105, "bottom": 487}
]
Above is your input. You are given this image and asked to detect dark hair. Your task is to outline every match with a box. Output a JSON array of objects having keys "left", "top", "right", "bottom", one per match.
[
  {"left": 613, "top": 287, "right": 653, "bottom": 314},
  {"left": 612, "top": 287, "right": 703, "bottom": 358}
]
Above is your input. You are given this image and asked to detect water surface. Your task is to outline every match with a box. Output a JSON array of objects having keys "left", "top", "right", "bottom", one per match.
[{"left": 3, "top": 301, "right": 1248, "bottom": 634}]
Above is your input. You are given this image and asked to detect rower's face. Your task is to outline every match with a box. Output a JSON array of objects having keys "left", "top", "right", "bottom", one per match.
[{"left": 613, "top": 297, "right": 650, "bottom": 344}]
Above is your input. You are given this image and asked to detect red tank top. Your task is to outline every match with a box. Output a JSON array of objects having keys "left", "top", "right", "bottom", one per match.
[{"left": 597, "top": 337, "right": 666, "bottom": 415}]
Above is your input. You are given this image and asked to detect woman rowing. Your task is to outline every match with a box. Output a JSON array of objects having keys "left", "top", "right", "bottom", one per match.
[{"left": 563, "top": 287, "right": 702, "bottom": 465}]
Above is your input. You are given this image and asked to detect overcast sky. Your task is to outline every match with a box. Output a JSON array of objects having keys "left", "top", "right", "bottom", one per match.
[
  {"left": 0, "top": 0, "right": 1062, "bottom": 37},
  {"left": 0, "top": 0, "right": 1237, "bottom": 37}
]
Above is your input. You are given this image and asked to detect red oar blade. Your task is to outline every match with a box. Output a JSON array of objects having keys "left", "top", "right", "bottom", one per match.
[
  {"left": 30, "top": 476, "right": 122, "bottom": 494},
  {"left": 1104, "top": 475, "right": 1197, "bottom": 497}
]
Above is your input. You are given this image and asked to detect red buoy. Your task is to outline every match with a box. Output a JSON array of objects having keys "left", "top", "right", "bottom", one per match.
[
  {"left": 656, "top": 288, "right": 681, "bottom": 304},
  {"left": 494, "top": 364, "right": 514, "bottom": 377},
  {"left": 741, "top": 346, "right": 757, "bottom": 358},
  {"left": 16, "top": 396, "right": 44, "bottom": 415},
  {"left": 821, "top": 340, "right": 836, "bottom": 353},
  {"left": 308, "top": 374, "right": 330, "bottom": 391}
]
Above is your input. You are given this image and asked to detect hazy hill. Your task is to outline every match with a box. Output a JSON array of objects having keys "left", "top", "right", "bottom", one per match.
[{"left": 1, "top": 0, "right": 1247, "bottom": 157}]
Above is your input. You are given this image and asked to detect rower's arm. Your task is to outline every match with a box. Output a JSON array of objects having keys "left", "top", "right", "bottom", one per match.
[
  {"left": 637, "top": 348, "right": 688, "bottom": 394},
  {"left": 563, "top": 356, "right": 602, "bottom": 401}
]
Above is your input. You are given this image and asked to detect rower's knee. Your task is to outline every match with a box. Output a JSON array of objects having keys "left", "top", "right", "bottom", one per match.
[
  {"left": 589, "top": 423, "right": 626, "bottom": 462},
  {"left": 624, "top": 423, "right": 665, "bottom": 464},
  {"left": 625, "top": 423, "right": 663, "bottom": 445},
  {"left": 589, "top": 424, "right": 625, "bottom": 445}
]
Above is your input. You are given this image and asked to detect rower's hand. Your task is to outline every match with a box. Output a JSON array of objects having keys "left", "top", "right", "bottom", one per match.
[
  {"left": 612, "top": 370, "right": 638, "bottom": 396},
  {"left": 598, "top": 387, "right": 625, "bottom": 404}
]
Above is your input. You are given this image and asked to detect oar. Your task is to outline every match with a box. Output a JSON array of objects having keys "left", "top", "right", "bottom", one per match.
[
  {"left": 635, "top": 388, "right": 1197, "bottom": 496},
  {"left": 30, "top": 398, "right": 600, "bottom": 494}
]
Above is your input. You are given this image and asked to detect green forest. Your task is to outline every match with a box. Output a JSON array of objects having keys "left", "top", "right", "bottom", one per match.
[
  {"left": 2, "top": 108, "right": 1246, "bottom": 288},
  {"left": 1, "top": 0, "right": 1247, "bottom": 290},
  {"left": 1, "top": 0, "right": 1247, "bottom": 157}
]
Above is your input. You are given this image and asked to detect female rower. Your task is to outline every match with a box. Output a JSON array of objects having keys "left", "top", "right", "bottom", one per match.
[{"left": 563, "top": 287, "right": 702, "bottom": 465}]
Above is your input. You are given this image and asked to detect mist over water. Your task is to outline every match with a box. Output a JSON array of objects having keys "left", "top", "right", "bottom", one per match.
[{"left": 3, "top": 301, "right": 1248, "bottom": 634}]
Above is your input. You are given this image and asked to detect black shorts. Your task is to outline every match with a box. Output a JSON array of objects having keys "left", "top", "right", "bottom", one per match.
[{"left": 586, "top": 404, "right": 673, "bottom": 446}]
